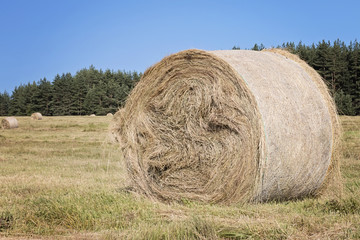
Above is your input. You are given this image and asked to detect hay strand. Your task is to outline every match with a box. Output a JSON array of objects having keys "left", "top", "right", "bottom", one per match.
[
  {"left": 31, "top": 112, "right": 43, "bottom": 120},
  {"left": 112, "top": 49, "right": 340, "bottom": 204},
  {"left": 109, "top": 109, "right": 124, "bottom": 143},
  {"left": 1, "top": 117, "right": 19, "bottom": 129}
]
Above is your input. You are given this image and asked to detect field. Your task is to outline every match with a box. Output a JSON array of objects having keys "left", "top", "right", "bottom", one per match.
[{"left": 0, "top": 115, "right": 359, "bottom": 239}]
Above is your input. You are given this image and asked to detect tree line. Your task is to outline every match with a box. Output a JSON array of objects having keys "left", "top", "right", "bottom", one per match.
[
  {"left": 234, "top": 39, "right": 360, "bottom": 115},
  {"left": 0, "top": 65, "right": 141, "bottom": 116},
  {"left": 1, "top": 40, "right": 359, "bottom": 116}
]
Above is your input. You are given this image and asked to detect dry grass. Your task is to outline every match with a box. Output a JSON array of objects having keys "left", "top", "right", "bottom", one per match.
[{"left": 0, "top": 115, "right": 359, "bottom": 239}]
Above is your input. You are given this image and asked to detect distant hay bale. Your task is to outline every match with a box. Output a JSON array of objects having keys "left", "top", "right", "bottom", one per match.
[
  {"left": 31, "top": 112, "right": 43, "bottom": 120},
  {"left": 1, "top": 117, "right": 19, "bottom": 129},
  {"left": 112, "top": 49, "right": 340, "bottom": 204},
  {"left": 107, "top": 113, "right": 113, "bottom": 117},
  {"left": 90, "top": 114, "right": 96, "bottom": 117}
]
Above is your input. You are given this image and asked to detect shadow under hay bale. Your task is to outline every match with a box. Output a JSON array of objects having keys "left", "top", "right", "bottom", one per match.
[
  {"left": 1, "top": 117, "right": 19, "bottom": 129},
  {"left": 111, "top": 49, "right": 341, "bottom": 204},
  {"left": 31, "top": 112, "right": 43, "bottom": 120}
]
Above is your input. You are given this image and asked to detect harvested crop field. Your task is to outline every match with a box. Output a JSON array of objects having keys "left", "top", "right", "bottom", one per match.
[{"left": 0, "top": 116, "right": 359, "bottom": 239}]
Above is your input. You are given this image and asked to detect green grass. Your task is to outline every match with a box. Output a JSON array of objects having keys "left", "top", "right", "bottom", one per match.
[{"left": 0, "top": 116, "right": 359, "bottom": 239}]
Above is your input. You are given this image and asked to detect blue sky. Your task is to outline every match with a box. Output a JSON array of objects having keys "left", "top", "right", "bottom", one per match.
[{"left": 1, "top": 0, "right": 359, "bottom": 93}]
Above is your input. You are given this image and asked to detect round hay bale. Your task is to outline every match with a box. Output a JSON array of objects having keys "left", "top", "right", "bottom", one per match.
[
  {"left": 90, "top": 114, "right": 96, "bottom": 117},
  {"left": 31, "top": 112, "right": 43, "bottom": 120},
  {"left": 1, "top": 117, "right": 19, "bottom": 129},
  {"left": 112, "top": 49, "right": 340, "bottom": 204},
  {"left": 107, "top": 113, "right": 114, "bottom": 117}
]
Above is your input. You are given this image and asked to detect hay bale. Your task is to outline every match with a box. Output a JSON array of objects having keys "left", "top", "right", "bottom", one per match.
[
  {"left": 31, "top": 112, "right": 43, "bottom": 120},
  {"left": 107, "top": 113, "right": 114, "bottom": 117},
  {"left": 90, "top": 114, "right": 96, "bottom": 117},
  {"left": 1, "top": 117, "right": 19, "bottom": 129},
  {"left": 112, "top": 49, "right": 340, "bottom": 204}
]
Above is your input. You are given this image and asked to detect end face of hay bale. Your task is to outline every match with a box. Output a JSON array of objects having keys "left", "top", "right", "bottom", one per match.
[
  {"left": 31, "top": 112, "right": 43, "bottom": 120},
  {"left": 113, "top": 50, "right": 263, "bottom": 204},
  {"left": 107, "top": 113, "right": 113, "bottom": 117},
  {"left": 1, "top": 117, "right": 19, "bottom": 129},
  {"left": 90, "top": 114, "right": 96, "bottom": 117}
]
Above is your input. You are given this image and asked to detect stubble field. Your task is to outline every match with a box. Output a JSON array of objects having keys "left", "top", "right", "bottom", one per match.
[{"left": 0, "top": 115, "right": 359, "bottom": 239}]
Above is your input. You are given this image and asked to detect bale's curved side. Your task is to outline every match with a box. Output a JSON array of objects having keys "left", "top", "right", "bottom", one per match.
[
  {"left": 211, "top": 50, "right": 335, "bottom": 201},
  {"left": 112, "top": 49, "right": 339, "bottom": 204},
  {"left": 264, "top": 48, "right": 342, "bottom": 198},
  {"left": 1, "top": 117, "right": 19, "bottom": 129},
  {"left": 31, "top": 112, "right": 43, "bottom": 120},
  {"left": 107, "top": 113, "right": 114, "bottom": 117}
]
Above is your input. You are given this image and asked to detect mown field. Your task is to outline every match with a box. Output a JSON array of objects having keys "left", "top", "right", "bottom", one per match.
[{"left": 0, "top": 116, "right": 359, "bottom": 239}]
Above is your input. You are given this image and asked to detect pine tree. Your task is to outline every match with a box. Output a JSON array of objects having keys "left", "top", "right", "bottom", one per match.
[
  {"left": 0, "top": 92, "right": 10, "bottom": 116},
  {"left": 51, "top": 74, "right": 66, "bottom": 115},
  {"left": 334, "top": 90, "right": 356, "bottom": 115},
  {"left": 104, "top": 78, "right": 122, "bottom": 112},
  {"left": 313, "top": 40, "right": 333, "bottom": 90},
  {"left": 330, "top": 40, "right": 349, "bottom": 92},
  {"left": 84, "top": 83, "right": 106, "bottom": 115},
  {"left": 28, "top": 81, "right": 42, "bottom": 114},
  {"left": 348, "top": 40, "right": 360, "bottom": 114},
  {"left": 9, "top": 85, "right": 28, "bottom": 115},
  {"left": 62, "top": 73, "right": 75, "bottom": 115},
  {"left": 73, "top": 69, "right": 89, "bottom": 115},
  {"left": 37, "top": 78, "right": 52, "bottom": 115}
]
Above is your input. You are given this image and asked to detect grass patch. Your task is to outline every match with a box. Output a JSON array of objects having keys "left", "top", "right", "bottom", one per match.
[
  {"left": 0, "top": 211, "right": 13, "bottom": 232},
  {"left": 19, "top": 191, "right": 153, "bottom": 235},
  {"left": 131, "top": 216, "right": 218, "bottom": 240},
  {"left": 218, "top": 226, "right": 288, "bottom": 240},
  {"left": 0, "top": 115, "right": 359, "bottom": 239}
]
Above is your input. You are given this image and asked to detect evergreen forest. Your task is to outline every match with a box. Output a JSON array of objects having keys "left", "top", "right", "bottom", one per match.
[
  {"left": 0, "top": 39, "right": 359, "bottom": 116},
  {"left": 0, "top": 66, "right": 141, "bottom": 116}
]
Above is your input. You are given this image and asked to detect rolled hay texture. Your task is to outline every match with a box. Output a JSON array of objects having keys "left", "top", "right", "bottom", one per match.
[
  {"left": 1, "top": 117, "right": 19, "bottom": 129},
  {"left": 109, "top": 109, "right": 124, "bottom": 143},
  {"left": 112, "top": 49, "right": 340, "bottom": 204},
  {"left": 31, "top": 112, "right": 43, "bottom": 120}
]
